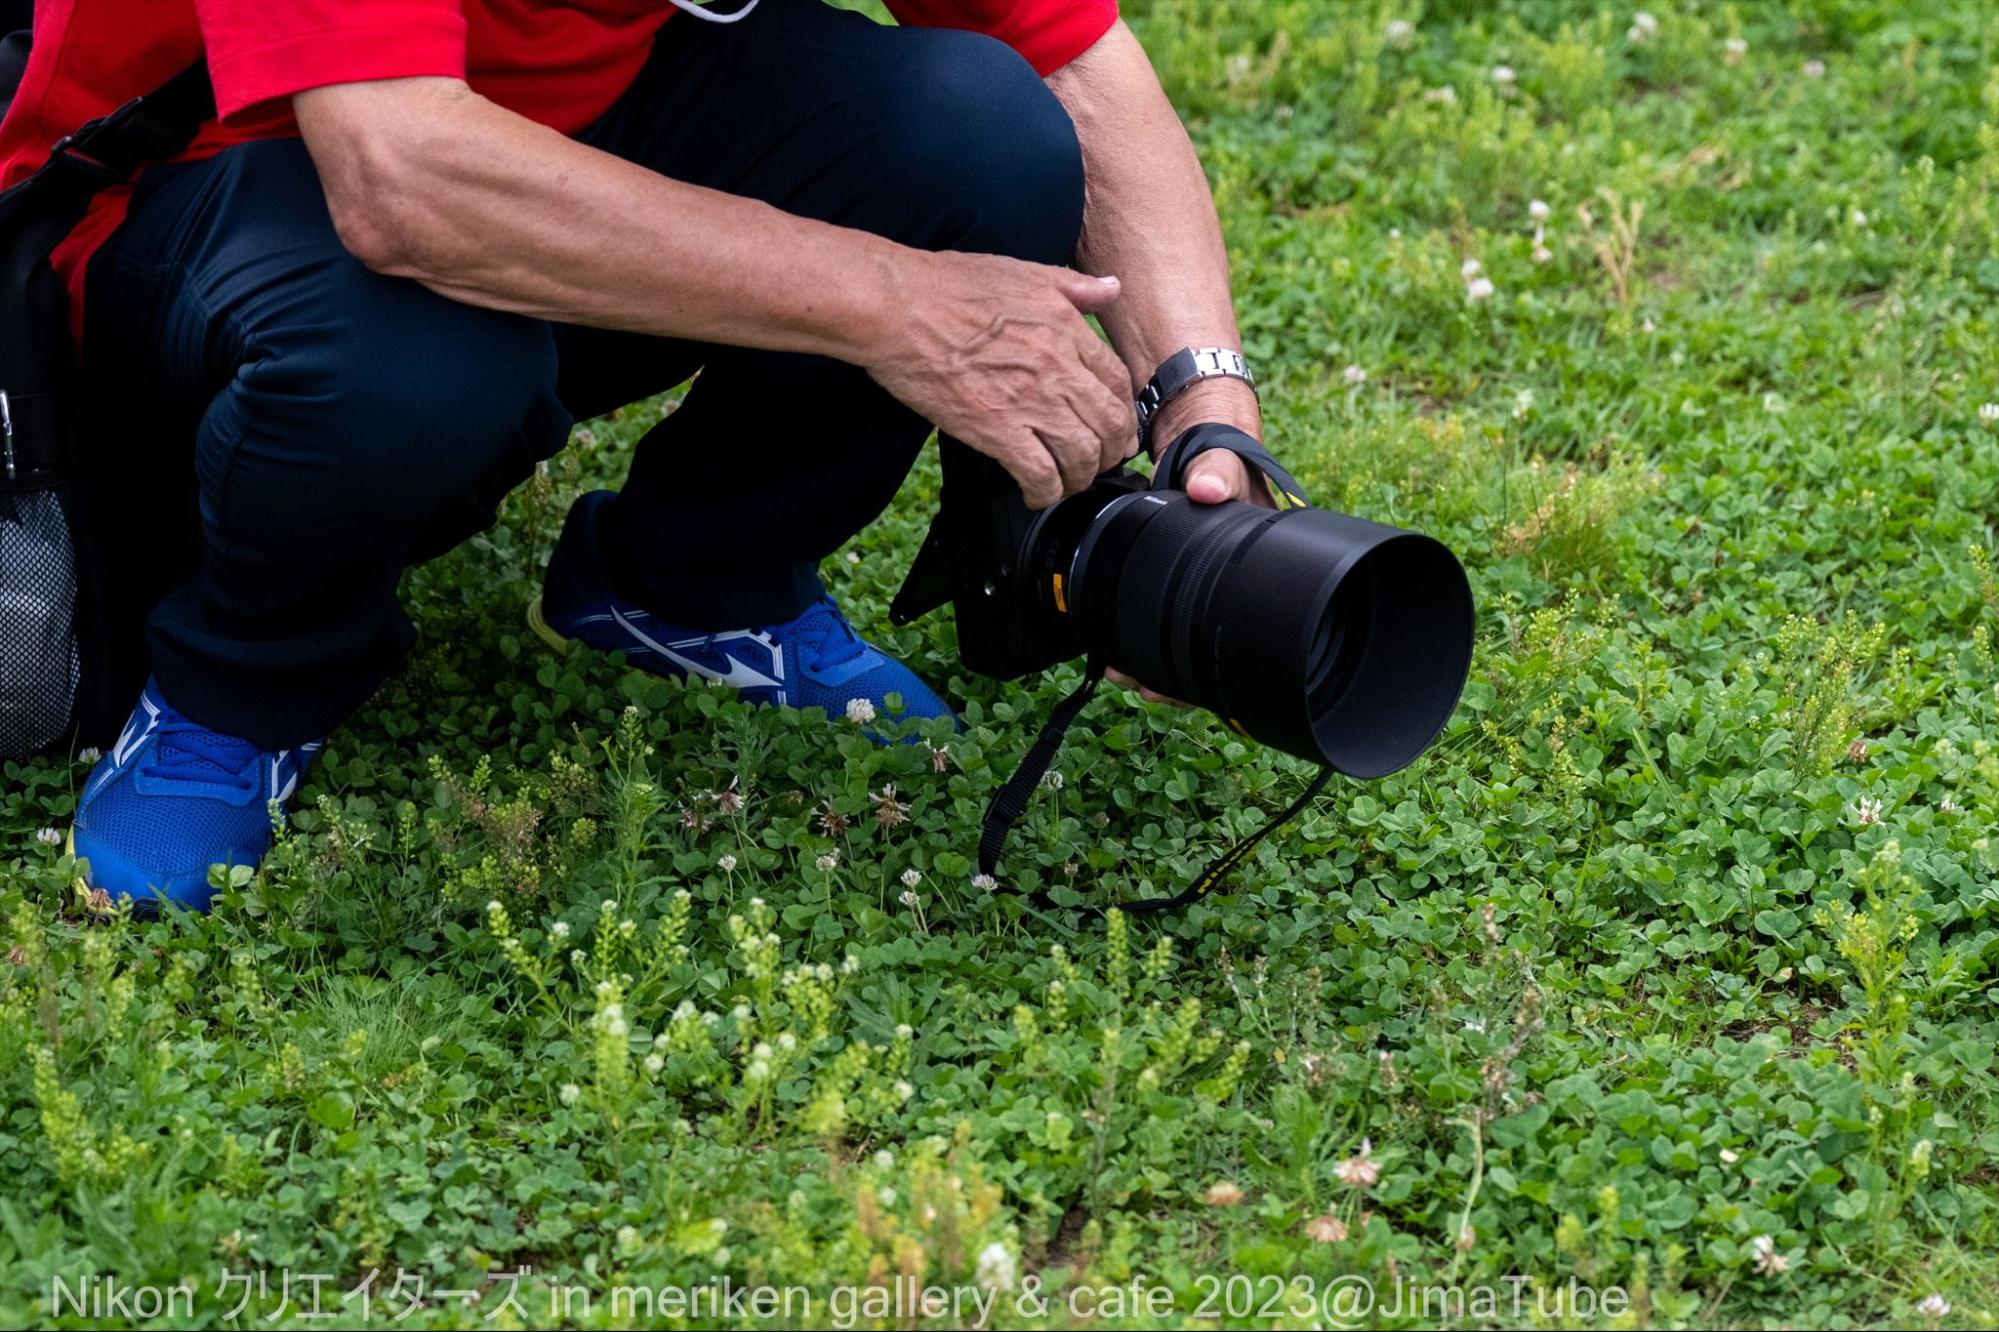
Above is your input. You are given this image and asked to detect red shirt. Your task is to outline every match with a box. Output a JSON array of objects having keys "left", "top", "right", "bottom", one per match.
[{"left": 0, "top": 0, "right": 1118, "bottom": 337}]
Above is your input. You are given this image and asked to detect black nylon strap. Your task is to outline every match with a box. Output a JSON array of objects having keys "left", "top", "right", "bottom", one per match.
[
  {"left": 1153, "top": 422, "right": 1311, "bottom": 511},
  {"left": 978, "top": 659, "right": 1104, "bottom": 887},
  {"left": 977, "top": 656, "right": 1334, "bottom": 916},
  {"left": 0, "top": 59, "right": 213, "bottom": 225}
]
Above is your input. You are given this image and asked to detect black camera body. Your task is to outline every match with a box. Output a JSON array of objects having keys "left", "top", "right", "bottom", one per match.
[
  {"left": 893, "top": 428, "right": 1475, "bottom": 778},
  {"left": 891, "top": 443, "right": 1145, "bottom": 680}
]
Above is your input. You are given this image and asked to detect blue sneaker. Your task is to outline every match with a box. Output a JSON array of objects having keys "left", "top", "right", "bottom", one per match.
[
  {"left": 530, "top": 490, "right": 954, "bottom": 727},
  {"left": 71, "top": 679, "right": 321, "bottom": 912}
]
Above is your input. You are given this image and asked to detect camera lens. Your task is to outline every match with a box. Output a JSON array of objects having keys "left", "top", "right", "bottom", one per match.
[{"left": 1056, "top": 492, "right": 1473, "bottom": 776}]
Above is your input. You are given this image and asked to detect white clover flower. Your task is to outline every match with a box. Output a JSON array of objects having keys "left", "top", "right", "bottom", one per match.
[
  {"left": 1980, "top": 402, "right": 1999, "bottom": 425},
  {"left": 1724, "top": 37, "right": 1747, "bottom": 64},
  {"left": 1383, "top": 18, "right": 1414, "bottom": 49},
  {"left": 1490, "top": 64, "right": 1516, "bottom": 88},
  {"left": 900, "top": 867, "right": 923, "bottom": 889},
  {"left": 815, "top": 851, "right": 840, "bottom": 873},
  {"left": 1529, "top": 198, "right": 1551, "bottom": 224},
  {"left": 617, "top": 1225, "right": 639, "bottom": 1249},
  {"left": 777, "top": 1031, "right": 797, "bottom": 1051},
  {"left": 1627, "top": 11, "right": 1657, "bottom": 42},
  {"left": 718, "top": 854, "right": 737, "bottom": 872},
  {"left": 732, "top": 1002, "right": 752, "bottom": 1022},
  {"left": 1850, "top": 208, "right": 1868, "bottom": 228},
  {"left": 895, "top": 1022, "right": 914, "bottom": 1041},
  {"left": 1532, "top": 244, "right": 1553, "bottom": 264},
  {"left": 752, "top": 1042, "right": 773, "bottom": 1061},
  {"left": 570, "top": 948, "right": 587, "bottom": 967},
  {"left": 1849, "top": 796, "right": 1884, "bottom": 827},
  {"left": 976, "top": 1242, "right": 1018, "bottom": 1292},
  {"left": 36, "top": 827, "right": 62, "bottom": 848},
  {"left": 972, "top": 873, "right": 998, "bottom": 892},
  {"left": 1719, "top": 1148, "right": 1739, "bottom": 1164},
  {"left": 845, "top": 697, "right": 876, "bottom": 724},
  {"left": 745, "top": 1058, "right": 771, "bottom": 1083},
  {"left": 1466, "top": 276, "right": 1496, "bottom": 302},
  {"left": 1342, "top": 363, "right": 1367, "bottom": 386},
  {"left": 77, "top": 746, "right": 101, "bottom": 763},
  {"left": 1335, "top": 1138, "right": 1381, "bottom": 1188},
  {"left": 877, "top": 1185, "right": 898, "bottom": 1207},
  {"left": 1423, "top": 85, "right": 1457, "bottom": 105},
  {"left": 845, "top": 550, "right": 860, "bottom": 564},
  {"left": 1940, "top": 796, "right": 1958, "bottom": 815},
  {"left": 1749, "top": 1233, "right": 1789, "bottom": 1276},
  {"left": 1918, "top": 1294, "right": 1951, "bottom": 1319},
  {"left": 1460, "top": 256, "right": 1484, "bottom": 280},
  {"left": 1804, "top": 59, "right": 1826, "bottom": 79},
  {"left": 601, "top": 899, "right": 617, "bottom": 914},
  {"left": 899, "top": 889, "right": 921, "bottom": 909},
  {"left": 842, "top": 954, "right": 861, "bottom": 973},
  {"left": 550, "top": 920, "right": 570, "bottom": 941},
  {"left": 644, "top": 1053, "right": 665, "bottom": 1074},
  {"left": 894, "top": 1079, "right": 915, "bottom": 1101},
  {"left": 558, "top": 1083, "right": 582, "bottom": 1106}
]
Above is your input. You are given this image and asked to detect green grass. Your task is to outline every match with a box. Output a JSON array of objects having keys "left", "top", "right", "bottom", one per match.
[{"left": 6, "top": 1, "right": 1999, "bottom": 1326}]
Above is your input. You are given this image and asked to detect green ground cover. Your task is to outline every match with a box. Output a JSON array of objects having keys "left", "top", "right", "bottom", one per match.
[{"left": 6, "top": 2, "right": 1999, "bottom": 1326}]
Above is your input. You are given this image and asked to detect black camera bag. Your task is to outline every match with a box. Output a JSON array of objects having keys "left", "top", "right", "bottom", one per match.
[{"left": 0, "top": 7, "right": 211, "bottom": 757}]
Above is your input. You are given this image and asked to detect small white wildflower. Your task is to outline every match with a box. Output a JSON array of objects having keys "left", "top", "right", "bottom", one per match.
[
  {"left": 1918, "top": 1294, "right": 1951, "bottom": 1319},
  {"left": 617, "top": 1224, "right": 639, "bottom": 1250},
  {"left": 1466, "top": 276, "right": 1496, "bottom": 302},
  {"left": 1532, "top": 244, "right": 1553, "bottom": 264},
  {"left": 644, "top": 1053, "right": 665, "bottom": 1074},
  {"left": 845, "top": 697, "right": 876, "bottom": 725},
  {"left": 777, "top": 1031, "right": 797, "bottom": 1051},
  {"left": 877, "top": 1185, "right": 897, "bottom": 1207},
  {"left": 1423, "top": 84, "right": 1457, "bottom": 105},
  {"left": 1749, "top": 1234, "right": 1789, "bottom": 1276},
  {"left": 1460, "top": 256, "right": 1483, "bottom": 280},
  {"left": 898, "top": 889, "right": 921, "bottom": 909},
  {"left": 1978, "top": 402, "right": 1999, "bottom": 426},
  {"left": 1849, "top": 796, "right": 1884, "bottom": 827},
  {"left": 1627, "top": 11, "right": 1657, "bottom": 42},
  {"left": 550, "top": 920, "right": 571, "bottom": 941},
  {"left": 718, "top": 854, "right": 737, "bottom": 872},
  {"left": 569, "top": 949, "right": 587, "bottom": 967},
  {"left": 1803, "top": 58, "right": 1826, "bottom": 79},
  {"left": 895, "top": 1022, "right": 914, "bottom": 1041},
  {"left": 972, "top": 873, "right": 998, "bottom": 892},
  {"left": 900, "top": 867, "right": 923, "bottom": 889},
  {"left": 845, "top": 550, "right": 860, "bottom": 564},
  {"left": 745, "top": 1058, "right": 771, "bottom": 1083},
  {"left": 815, "top": 851, "right": 839, "bottom": 873},
  {"left": 842, "top": 954, "right": 861, "bottom": 974},
  {"left": 1383, "top": 18, "right": 1414, "bottom": 49},
  {"left": 894, "top": 1079, "right": 915, "bottom": 1101},
  {"left": 78, "top": 746, "right": 102, "bottom": 763},
  {"left": 1724, "top": 37, "right": 1747, "bottom": 64},
  {"left": 36, "top": 827, "right": 62, "bottom": 848},
  {"left": 975, "top": 1241, "right": 1018, "bottom": 1292},
  {"left": 1490, "top": 64, "right": 1516, "bottom": 87},
  {"left": 1940, "top": 795, "right": 1958, "bottom": 814},
  {"left": 1342, "top": 363, "right": 1367, "bottom": 386},
  {"left": 1528, "top": 198, "right": 1551, "bottom": 224},
  {"left": 731, "top": 1002, "right": 751, "bottom": 1022},
  {"left": 558, "top": 1083, "right": 581, "bottom": 1106},
  {"left": 1719, "top": 1148, "right": 1739, "bottom": 1164},
  {"left": 1850, "top": 208, "right": 1868, "bottom": 228},
  {"left": 1335, "top": 1138, "right": 1381, "bottom": 1188},
  {"left": 601, "top": 898, "right": 617, "bottom": 914}
]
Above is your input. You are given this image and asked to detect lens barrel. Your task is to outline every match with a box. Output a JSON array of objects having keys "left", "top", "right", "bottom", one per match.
[{"left": 1052, "top": 489, "right": 1473, "bottom": 776}]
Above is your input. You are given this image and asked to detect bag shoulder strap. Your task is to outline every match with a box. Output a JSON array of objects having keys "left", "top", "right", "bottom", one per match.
[{"left": 0, "top": 58, "right": 212, "bottom": 225}]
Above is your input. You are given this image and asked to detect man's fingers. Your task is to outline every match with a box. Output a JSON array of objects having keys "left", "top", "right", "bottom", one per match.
[
  {"left": 1074, "top": 336, "right": 1139, "bottom": 465},
  {"left": 1183, "top": 451, "right": 1276, "bottom": 507},
  {"left": 1035, "top": 422, "right": 1098, "bottom": 497},
  {"left": 1053, "top": 270, "right": 1122, "bottom": 315},
  {"left": 1106, "top": 665, "right": 1195, "bottom": 708},
  {"left": 1001, "top": 432, "right": 1064, "bottom": 509}
]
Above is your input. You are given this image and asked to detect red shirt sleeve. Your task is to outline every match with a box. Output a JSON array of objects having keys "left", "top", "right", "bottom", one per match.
[
  {"left": 884, "top": 0, "right": 1118, "bottom": 76},
  {"left": 195, "top": 0, "right": 469, "bottom": 124}
]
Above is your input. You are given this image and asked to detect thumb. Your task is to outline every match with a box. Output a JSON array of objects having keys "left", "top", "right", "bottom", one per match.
[
  {"left": 1054, "top": 270, "right": 1121, "bottom": 314},
  {"left": 1183, "top": 452, "right": 1236, "bottom": 504}
]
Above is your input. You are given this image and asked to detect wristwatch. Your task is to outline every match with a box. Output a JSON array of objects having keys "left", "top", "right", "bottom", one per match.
[{"left": 1133, "top": 346, "right": 1257, "bottom": 453}]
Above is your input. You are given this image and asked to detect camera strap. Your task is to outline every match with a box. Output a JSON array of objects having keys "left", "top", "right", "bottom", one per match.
[{"left": 977, "top": 657, "right": 1334, "bottom": 916}]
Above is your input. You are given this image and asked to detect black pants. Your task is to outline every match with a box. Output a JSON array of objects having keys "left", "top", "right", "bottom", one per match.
[{"left": 82, "top": 0, "right": 1085, "bottom": 748}]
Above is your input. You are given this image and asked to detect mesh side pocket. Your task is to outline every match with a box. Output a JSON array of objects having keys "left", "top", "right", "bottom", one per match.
[{"left": 0, "top": 484, "right": 81, "bottom": 756}]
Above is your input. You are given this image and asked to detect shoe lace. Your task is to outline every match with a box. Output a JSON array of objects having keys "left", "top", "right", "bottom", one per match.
[
  {"left": 783, "top": 595, "right": 870, "bottom": 672},
  {"left": 140, "top": 718, "right": 263, "bottom": 793}
]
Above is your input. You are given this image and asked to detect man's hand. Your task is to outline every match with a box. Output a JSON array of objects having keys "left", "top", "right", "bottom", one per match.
[{"left": 866, "top": 252, "right": 1138, "bottom": 509}]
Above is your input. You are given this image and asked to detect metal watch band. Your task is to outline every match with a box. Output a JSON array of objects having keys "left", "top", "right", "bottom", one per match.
[{"left": 1134, "top": 347, "right": 1257, "bottom": 451}]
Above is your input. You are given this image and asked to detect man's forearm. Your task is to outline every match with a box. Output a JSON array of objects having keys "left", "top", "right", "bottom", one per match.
[
  {"left": 1047, "top": 20, "right": 1262, "bottom": 448},
  {"left": 298, "top": 77, "right": 903, "bottom": 363}
]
